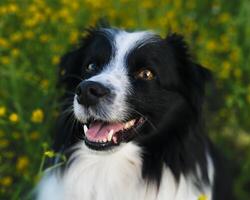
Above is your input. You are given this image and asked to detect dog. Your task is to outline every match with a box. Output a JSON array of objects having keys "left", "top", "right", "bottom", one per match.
[{"left": 36, "top": 27, "right": 234, "bottom": 200}]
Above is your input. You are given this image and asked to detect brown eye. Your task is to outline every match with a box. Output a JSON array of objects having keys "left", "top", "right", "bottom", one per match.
[
  {"left": 135, "top": 69, "right": 155, "bottom": 80},
  {"left": 86, "top": 63, "right": 97, "bottom": 72}
]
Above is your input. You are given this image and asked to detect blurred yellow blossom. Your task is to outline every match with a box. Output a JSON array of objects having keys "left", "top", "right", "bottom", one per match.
[
  {"left": 16, "top": 156, "right": 29, "bottom": 172},
  {"left": 229, "top": 50, "right": 240, "bottom": 62},
  {"left": 11, "top": 48, "right": 20, "bottom": 57},
  {"left": 206, "top": 40, "right": 217, "bottom": 51},
  {"left": 44, "top": 150, "right": 55, "bottom": 158},
  {"left": 24, "top": 31, "right": 35, "bottom": 39},
  {"left": 0, "top": 139, "right": 9, "bottom": 148},
  {"left": 0, "top": 106, "right": 6, "bottom": 117},
  {"left": 9, "top": 113, "right": 19, "bottom": 123},
  {"left": 52, "top": 55, "right": 60, "bottom": 65},
  {"left": 198, "top": 194, "right": 208, "bottom": 200},
  {"left": 0, "top": 38, "right": 10, "bottom": 48},
  {"left": 30, "top": 131, "right": 40, "bottom": 140},
  {"left": 233, "top": 68, "right": 242, "bottom": 79},
  {"left": 8, "top": 4, "right": 19, "bottom": 13},
  {"left": 247, "top": 94, "right": 250, "bottom": 104},
  {"left": 39, "top": 34, "right": 50, "bottom": 43},
  {"left": 1, "top": 56, "right": 11, "bottom": 65},
  {"left": 5, "top": 151, "right": 14, "bottom": 159},
  {"left": 10, "top": 32, "right": 23, "bottom": 43},
  {"left": 218, "top": 12, "right": 230, "bottom": 23},
  {"left": 0, "top": 176, "right": 13, "bottom": 187},
  {"left": 142, "top": 1, "right": 154, "bottom": 9},
  {"left": 31, "top": 109, "right": 44, "bottom": 123},
  {"left": 69, "top": 31, "right": 79, "bottom": 44},
  {"left": 85, "top": 0, "right": 103, "bottom": 9},
  {"left": 220, "top": 61, "right": 231, "bottom": 79},
  {"left": 40, "top": 79, "right": 49, "bottom": 90}
]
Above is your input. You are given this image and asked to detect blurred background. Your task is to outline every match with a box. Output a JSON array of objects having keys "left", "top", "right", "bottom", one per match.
[{"left": 0, "top": 0, "right": 249, "bottom": 199}]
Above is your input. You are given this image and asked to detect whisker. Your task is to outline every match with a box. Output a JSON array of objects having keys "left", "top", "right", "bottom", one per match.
[{"left": 128, "top": 107, "right": 157, "bottom": 130}]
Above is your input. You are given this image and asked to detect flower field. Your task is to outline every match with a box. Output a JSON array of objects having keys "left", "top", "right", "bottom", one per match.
[{"left": 0, "top": 0, "right": 249, "bottom": 199}]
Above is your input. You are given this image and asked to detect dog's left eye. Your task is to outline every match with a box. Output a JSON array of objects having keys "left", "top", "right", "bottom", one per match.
[
  {"left": 135, "top": 69, "right": 155, "bottom": 80},
  {"left": 86, "top": 63, "right": 97, "bottom": 72}
]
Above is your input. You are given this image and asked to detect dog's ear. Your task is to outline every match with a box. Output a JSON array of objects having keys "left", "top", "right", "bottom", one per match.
[
  {"left": 58, "top": 48, "right": 84, "bottom": 91},
  {"left": 165, "top": 32, "right": 212, "bottom": 112}
]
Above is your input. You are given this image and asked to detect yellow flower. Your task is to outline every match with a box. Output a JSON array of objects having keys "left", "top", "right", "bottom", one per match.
[
  {"left": 30, "top": 131, "right": 40, "bottom": 140},
  {"left": 11, "top": 48, "right": 20, "bottom": 57},
  {"left": 220, "top": 61, "right": 231, "bottom": 79},
  {"left": 39, "top": 34, "right": 50, "bottom": 43},
  {"left": 71, "top": 1, "right": 80, "bottom": 11},
  {"left": 10, "top": 32, "right": 23, "bottom": 43},
  {"left": 40, "top": 79, "right": 49, "bottom": 90},
  {"left": 44, "top": 150, "right": 55, "bottom": 158},
  {"left": 0, "top": 106, "right": 6, "bottom": 117},
  {"left": 69, "top": 31, "right": 79, "bottom": 44},
  {"left": 8, "top": 4, "right": 19, "bottom": 13},
  {"left": 198, "top": 194, "right": 208, "bottom": 200},
  {"left": 229, "top": 49, "right": 240, "bottom": 62},
  {"left": 142, "top": 1, "right": 154, "bottom": 9},
  {"left": 0, "top": 139, "right": 9, "bottom": 148},
  {"left": 9, "top": 113, "right": 19, "bottom": 123},
  {"left": 0, "top": 176, "right": 13, "bottom": 187},
  {"left": 24, "top": 31, "right": 35, "bottom": 39},
  {"left": 1, "top": 56, "right": 10, "bottom": 65},
  {"left": 24, "top": 18, "right": 37, "bottom": 27},
  {"left": 0, "top": 38, "right": 9, "bottom": 48},
  {"left": 16, "top": 156, "right": 29, "bottom": 171},
  {"left": 246, "top": 94, "right": 250, "bottom": 104},
  {"left": 31, "top": 109, "right": 44, "bottom": 123},
  {"left": 233, "top": 68, "right": 242, "bottom": 79},
  {"left": 206, "top": 40, "right": 217, "bottom": 51},
  {"left": 52, "top": 55, "right": 60, "bottom": 65},
  {"left": 218, "top": 13, "right": 230, "bottom": 23}
]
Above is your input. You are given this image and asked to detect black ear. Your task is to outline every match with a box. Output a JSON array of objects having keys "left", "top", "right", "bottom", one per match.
[
  {"left": 58, "top": 48, "right": 84, "bottom": 91},
  {"left": 165, "top": 32, "right": 212, "bottom": 113}
]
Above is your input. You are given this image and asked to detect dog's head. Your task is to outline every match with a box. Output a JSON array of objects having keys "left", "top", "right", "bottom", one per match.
[{"left": 60, "top": 27, "right": 210, "bottom": 151}]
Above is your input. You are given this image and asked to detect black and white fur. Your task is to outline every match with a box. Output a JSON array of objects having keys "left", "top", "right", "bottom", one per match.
[{"left": 37, "top": 27, "right": 234, "bottom": 200}]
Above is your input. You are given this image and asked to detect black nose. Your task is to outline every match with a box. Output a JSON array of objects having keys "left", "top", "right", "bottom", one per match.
[{"left": 76, "top": 81, "right": 110, "bottom": 106}]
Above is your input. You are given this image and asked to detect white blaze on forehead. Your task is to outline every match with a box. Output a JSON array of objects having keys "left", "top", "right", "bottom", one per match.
[{"left": 113, "top": 30, "right": 154, "bottom": 65}]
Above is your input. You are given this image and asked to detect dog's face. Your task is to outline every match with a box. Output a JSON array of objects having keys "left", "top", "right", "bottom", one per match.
[{"left": 60, "top": 28, "right": 210, "bottom": 151}]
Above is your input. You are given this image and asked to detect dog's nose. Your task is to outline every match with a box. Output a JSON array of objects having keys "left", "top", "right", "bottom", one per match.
[{"left": 76, "top": 81, "right": 110, "bottom": 106}]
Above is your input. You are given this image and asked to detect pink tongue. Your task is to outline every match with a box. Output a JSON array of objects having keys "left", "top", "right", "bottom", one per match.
[{"left": 86, "top": 121, "right": 124, "bottom": 141}]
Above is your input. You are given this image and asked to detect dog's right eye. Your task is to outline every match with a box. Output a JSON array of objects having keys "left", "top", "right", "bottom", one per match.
[{"left": 86, "top": 63, "right": 97, "bottom": 72}]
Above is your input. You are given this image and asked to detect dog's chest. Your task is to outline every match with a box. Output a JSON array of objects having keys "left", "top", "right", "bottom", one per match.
[{"left": 37, "top": 143, "right": 212, "bottom": 200}]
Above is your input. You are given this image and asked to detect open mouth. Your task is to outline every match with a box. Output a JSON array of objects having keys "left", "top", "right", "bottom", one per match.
[{"left": 82, "top": 118, "right": 145, "bottom": 150}]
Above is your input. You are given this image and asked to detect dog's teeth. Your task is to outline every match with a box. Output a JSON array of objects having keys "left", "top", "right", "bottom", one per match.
[
  {"left": 83, "top": 125, "right": 88, "bottom": 133},
  {"left": 124, "top": 119, "right": 136, "bottom": 129},
  {"left": 113, "top": 136, "right": 118, "bottom": 144},
  {"left": 103, "top": 138, "right": 107, "bottom": 143},
  {"left": 108, "top": 130, "right": 114, "bottom": 141},
  {"left": 124, "top": 122, "right": 130, "bottom": 129}
]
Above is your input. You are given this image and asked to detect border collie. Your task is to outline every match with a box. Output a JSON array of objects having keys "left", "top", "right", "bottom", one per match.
[{"left": 36, "top": 27, "right": 234, "bottom": 200}]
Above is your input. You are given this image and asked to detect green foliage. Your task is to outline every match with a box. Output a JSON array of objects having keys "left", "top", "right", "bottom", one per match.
[{"left": 0, "top": 0, "right": 249, "bottom": 199}]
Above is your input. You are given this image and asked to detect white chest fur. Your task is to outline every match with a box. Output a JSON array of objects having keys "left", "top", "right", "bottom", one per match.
[{"left": 37, "top": 143, "right": 213, "bottom": 200}]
